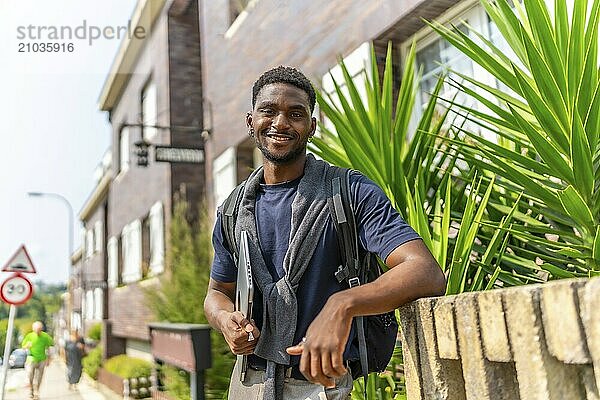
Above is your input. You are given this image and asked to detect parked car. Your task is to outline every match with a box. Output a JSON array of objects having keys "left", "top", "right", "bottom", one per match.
[{"left": 8, "top": 349, "right": 27, "bottom": 368}]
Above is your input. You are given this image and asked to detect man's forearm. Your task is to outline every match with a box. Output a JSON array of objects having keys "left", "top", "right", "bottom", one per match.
[
  {"left": 330, "top": 255, "right": 445, "bottom": 319},
  {"left": 204, "top": 288, "right": 235, "bottom": 332}
]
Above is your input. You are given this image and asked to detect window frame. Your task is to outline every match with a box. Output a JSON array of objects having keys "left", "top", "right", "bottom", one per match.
[
  {"left": 213, "top": 147, "right": 237, "bottom": 213},
  {"left": 141, "top": 79, "right": 158, "bottom": 141},
  {"left": 93, "top": 288, "right": 103, "bottom": 320},
  {"left": 107, "top": 236, "right": 119, "bottom": 288},
  {"left": 148, "top": 202, "right": 165, "bottom": 276},
  {"left": 94, "top": 221, "right": 103, "bottom": 253},
  {"left": 118, "top": 126, "right": 130, "bottom": 175},
  {"left": 399, "top": 0, "right": 499, "bottom": 138},
  {"left": 121, "top": 219, "right": 142, "bottom": 284}
]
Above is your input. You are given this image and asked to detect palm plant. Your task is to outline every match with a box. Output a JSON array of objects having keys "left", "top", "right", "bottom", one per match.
[
  {"left": 310, "top": 42, "right": 522, "bottom": 294},
  {"left": 311, "top": 41, "right": 526, "bottom": 399},
  {"left": 431, "top": 0, "right": 600, "bottom": 278}
]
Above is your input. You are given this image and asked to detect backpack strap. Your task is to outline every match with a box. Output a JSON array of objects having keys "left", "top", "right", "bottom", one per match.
[
  {"left": 221, "top": 181, "right": 246, "bottom": 263},
  {"left": 329, "top": 168, "right": 369, "bottom": 395}
]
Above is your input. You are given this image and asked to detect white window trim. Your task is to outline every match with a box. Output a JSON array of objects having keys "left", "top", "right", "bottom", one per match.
[
  {"left": 121, "top": 219, "right": 142, "bottom": 284},
  {"left": 224, "top": 0, "right": 259, "bottom": 39},
  {"left": 107, "top": 236, "right": 119, "bottom": 288},
  {"left": 213, "top": 147, "right": 237, "bottom": 213},
  {"left": 320, "top": 42, "right": 372, "bottom": 137},
  {"left": 149, "top": 202, "right": 165, "bottom": 276},
  {"left": 142, "top": 81, "right": 158, "bottom": 141},
  {"left": 85, "top": 290, "right": 94, "bottom": 320},
  {"left": 85, "top": 229, "right": 94, "bottom": 259},
  {"left": 93, "top": 288, "right": 103, "bottom": 320},
  {"left": 119, "top": 127, "right": 130, "bottom": 176},
  {"left": 400, "top": 1, "right": 499, "bottom": 141},
  {"left": 94, "top": 221, "right": 103, "bottom": 253}
]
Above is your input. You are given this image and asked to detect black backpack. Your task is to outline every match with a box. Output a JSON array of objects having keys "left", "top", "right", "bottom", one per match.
[{"left": 220, "top": 167, "right": 398, "bottom": 386}]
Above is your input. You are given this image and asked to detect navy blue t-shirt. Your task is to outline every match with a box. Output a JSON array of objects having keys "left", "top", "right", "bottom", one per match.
[{"left": 210, "top": 171, "right": 421, "bottom": 367}]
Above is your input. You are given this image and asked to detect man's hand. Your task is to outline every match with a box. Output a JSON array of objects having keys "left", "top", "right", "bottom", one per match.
[
  {"left": 205, "top": 279, "right": 261, "bottom": 356},
  {"left": 286, "top": 293, "right": 350, "bottom": 388},
  {"left": 219, "top": 311, "right": 261, "bottom": 355}
]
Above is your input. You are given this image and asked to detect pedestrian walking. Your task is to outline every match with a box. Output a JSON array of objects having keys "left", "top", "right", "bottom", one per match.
[
  {"left": 21, "top": 321, "right": 54, "bottom": 399},
  {"left": 65, "top": 330, "right": 85, "bottom": 390},
  {"left": 204, "top": 66, "right": 446, "bottom": 400}
]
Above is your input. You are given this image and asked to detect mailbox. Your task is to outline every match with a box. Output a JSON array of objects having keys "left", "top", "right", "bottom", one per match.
[{"left": 149, "top": 323, "right": 212, "bottom": 400}]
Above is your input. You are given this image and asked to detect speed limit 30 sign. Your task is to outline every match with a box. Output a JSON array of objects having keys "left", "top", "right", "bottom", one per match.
[{"left": 0, "top": 273, "right": 33, "bottom": 305}]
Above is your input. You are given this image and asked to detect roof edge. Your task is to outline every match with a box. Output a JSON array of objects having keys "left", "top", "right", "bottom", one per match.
[
  {"left": 98, "top": 0, "right": 167, "bottom": 111},
  {"left": 78, "top": 173, "right": 112, "bottom": 221}
]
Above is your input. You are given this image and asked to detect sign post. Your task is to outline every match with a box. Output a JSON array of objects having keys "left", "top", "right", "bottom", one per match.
[{"left": 0, "top": 245, "right": 36, "bottom": 400}]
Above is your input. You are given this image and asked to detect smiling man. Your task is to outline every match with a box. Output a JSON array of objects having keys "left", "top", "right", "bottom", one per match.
[{"left": 204, "top": 66, "right": 446, "bottom": 400}]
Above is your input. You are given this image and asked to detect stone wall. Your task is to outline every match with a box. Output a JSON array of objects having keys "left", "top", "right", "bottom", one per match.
[{"left": 399, "top": 277, "right": 600, "bottom": 400}]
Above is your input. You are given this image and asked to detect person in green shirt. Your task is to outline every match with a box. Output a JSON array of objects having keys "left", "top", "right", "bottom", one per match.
[{"left": 21, "top": 321, "right": 54, "bottom": 400}]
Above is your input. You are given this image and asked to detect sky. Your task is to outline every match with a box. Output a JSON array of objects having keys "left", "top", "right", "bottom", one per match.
[{"left": 0, "top": 0, "right": 138, "bottom": 284}]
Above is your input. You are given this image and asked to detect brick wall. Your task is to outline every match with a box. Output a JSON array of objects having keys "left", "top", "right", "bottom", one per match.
[
  {"left": 199, "top": 0, "right": 457, "bottom": 209},
  {"left": 82, "top": 201, "right": 106, "bottom": 284},
  {"left": 106, "top": 0, "right": 205, "bottom": 344},
  {"left": 399, "top": 277, "right": 600, "bottom": 399},
  {"left": 167, "top": 0, "right": 205, "bottom": 217},
  {"left": 108, "top": 278, "right": 160, "bottom": 341}
]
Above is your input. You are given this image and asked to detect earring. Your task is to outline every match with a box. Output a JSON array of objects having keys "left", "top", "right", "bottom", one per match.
[
  {"left": 308, "top": 135, "right": 314, "bottom": 143},
  {"left": 248, "top": 128, "right": 255, "bottom": 137}
]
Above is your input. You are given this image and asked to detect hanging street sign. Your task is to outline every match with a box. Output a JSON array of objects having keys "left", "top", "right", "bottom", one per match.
[
  {"left": 155, "top": 146, "right": 204, "bottom": 164},
  {"left": 0, "top": 274, "right": 33, "bottom": 306},
  {"left": 2, "top": 245, "right": 37, "bottom": 274}
]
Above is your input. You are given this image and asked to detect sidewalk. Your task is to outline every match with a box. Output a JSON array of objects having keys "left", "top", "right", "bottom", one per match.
[{"left": 4, "top": 360, "right": 120, "bottom": 400}]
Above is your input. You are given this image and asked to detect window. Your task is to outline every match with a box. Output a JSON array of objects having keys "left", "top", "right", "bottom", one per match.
[
  {"left": 80, "top": 228, "right": 86, "bottom": 256},
  {"left": 229, "top": 0, "right": 250, "bottom": 25},
  {"left": 71, "top": 313, "right": 82, "bottom": 332},
  {"left": 94, "top": 221, "right": 103, "bottom": 253},
  {"left": 404, "top": 4, "right": 501, "bottom": 139},
  {"left": 119, "top": 127, "right": 130, "bottom": 173},
  {"left": 85, "top": 229, "right": 94, "bottom": 258},
  {"left": 122, "top": 220, "right": 142, "bottom": 284},
  {"left": 149, "top": 202, "right": 165, "bottom": 275},
  {"left": 142, "top": 82, "right": 157, "bottom": 141},
  {"left": 93, "top": 288, "right": 103, "bottom": 320},
  {"left": 107, "top": 236, "right": 119, "bottom": 288},
  {"left": 85, "top": 290, "right": 94, "bottom": 320},
  {"left": 321, "top": 42, "right": 371, "bottom": 133},
  {"left": 213, "top": 147, "right": 237, "bottom": 213}
]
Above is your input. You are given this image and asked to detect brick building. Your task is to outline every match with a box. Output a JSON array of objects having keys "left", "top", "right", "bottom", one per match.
[
  {"left": 199, "top": 0, "right": 504, "bottom": 210},
  {"left": 73, "top": 0, "right": 522, "bottom": 368},
  {"left": 76, "top": 0, "right": 205, "bottom": 362},
  {"left": 76, "top": 149, "right": 111, "bottom": 338}
]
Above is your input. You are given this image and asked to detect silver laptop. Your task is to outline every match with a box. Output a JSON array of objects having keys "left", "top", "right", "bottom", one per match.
[{"left": 236, "top": 230, "right": 254, "bottom": 381}]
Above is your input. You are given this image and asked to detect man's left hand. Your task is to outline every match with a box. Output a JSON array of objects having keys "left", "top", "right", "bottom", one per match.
[{"left": 286, "top": 292, "right": 350, "bottom": 388}]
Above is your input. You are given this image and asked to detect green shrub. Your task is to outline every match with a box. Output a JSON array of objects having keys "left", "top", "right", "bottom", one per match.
[
  {"left": 82, "top": 346, "right": 103, "bottom": 379},
  {"left": 87, "top": 323, "right": 102, "bottom": 341},
  {"left": 161, "top": 365, "right": 190, "bottom": 400},
  {"left": 104, "top": 355, "right": 153, "bottom": 379},
  {"left": 144, "top": 202, "right": 235, "bottom": 398}
]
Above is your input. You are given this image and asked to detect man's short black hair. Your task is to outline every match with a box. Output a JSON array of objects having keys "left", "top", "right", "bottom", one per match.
[{"left": 252, "top": 66, "right": 316, "bottom": 113}]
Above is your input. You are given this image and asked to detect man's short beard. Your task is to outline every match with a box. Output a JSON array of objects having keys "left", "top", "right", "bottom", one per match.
[{"left": 255, "top": 139, "right": 307, "bottom": 165}]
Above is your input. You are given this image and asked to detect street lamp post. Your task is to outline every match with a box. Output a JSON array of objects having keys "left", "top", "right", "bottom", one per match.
[
  {"left": 27, "top": 192, "right": 74, "bottom": 263},
  {"left": 27, "top": 192, "right": 75, "bottom": 332}
]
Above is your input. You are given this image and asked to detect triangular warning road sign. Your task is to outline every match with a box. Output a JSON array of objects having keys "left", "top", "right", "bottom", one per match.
[{"left": 2, "top": 245, "right": 36, "bottom": 273}]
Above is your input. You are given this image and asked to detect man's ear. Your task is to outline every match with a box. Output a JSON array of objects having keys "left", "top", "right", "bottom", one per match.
[
  {"left": 246, "top": 112, "right": 253, "bottom": 128},
  {"left": 310, "top": 116, "right": 317, "bottom": 135}
]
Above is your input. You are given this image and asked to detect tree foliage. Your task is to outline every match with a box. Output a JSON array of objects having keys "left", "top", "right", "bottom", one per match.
[{"left": 145, "top": 201, "right": 234, "bottom": 399}]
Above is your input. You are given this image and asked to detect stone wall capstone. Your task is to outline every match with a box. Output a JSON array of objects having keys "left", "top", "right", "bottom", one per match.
[{"left": 399, "top": 277, "right": 600, "bottom": 400}]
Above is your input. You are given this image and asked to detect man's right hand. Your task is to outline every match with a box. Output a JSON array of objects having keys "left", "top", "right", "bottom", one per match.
[{"left": 219, "top": 311, "right": 261, "bottom": 355}]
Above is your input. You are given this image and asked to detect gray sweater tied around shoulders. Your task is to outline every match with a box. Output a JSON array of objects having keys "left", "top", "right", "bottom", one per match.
[{"left": 235, "top": 154, "right": 338, "bottom": 400}]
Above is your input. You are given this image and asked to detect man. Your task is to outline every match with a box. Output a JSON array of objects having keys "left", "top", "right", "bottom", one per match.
[
  {"left": 204, "top": 66, "right": 446, "bottom": 400},
  {"left": 22, "top": 321, "right": 54, "bottom": 399}
]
